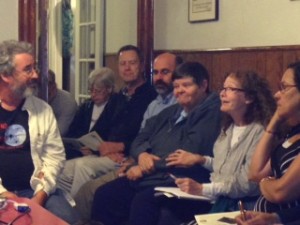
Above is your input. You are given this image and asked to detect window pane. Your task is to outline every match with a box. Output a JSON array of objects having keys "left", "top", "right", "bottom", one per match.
[
  {"left": 80, "top": 0, "right": 96, "bottom": 23},
  {"left": 80, "top": 24, "right": 95, "bottom": 58},
  {"left": 79, "top": 61, "right": 95, "bottom": 94}
]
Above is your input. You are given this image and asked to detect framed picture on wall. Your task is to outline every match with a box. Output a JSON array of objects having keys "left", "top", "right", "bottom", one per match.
[{"left": 189, "top": 0, "right": 219, "bottom": 23}]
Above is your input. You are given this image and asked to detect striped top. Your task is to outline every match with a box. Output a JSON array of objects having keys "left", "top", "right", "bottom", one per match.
[{"left": 254, "top": 139, "right": 300, "bottom": 212}]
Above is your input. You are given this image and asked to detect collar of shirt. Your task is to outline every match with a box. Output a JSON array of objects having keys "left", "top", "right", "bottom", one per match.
[
  {"left": 157, "top": 92, "right": 176, "bottom": 105},
  {"left": 175, "top": 110, "right": 188, "bottom": 124}
]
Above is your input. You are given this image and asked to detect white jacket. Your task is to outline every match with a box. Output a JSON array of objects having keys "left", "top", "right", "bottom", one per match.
[{"left": 0, "top": 95, "right": 65, "bottom": 195}]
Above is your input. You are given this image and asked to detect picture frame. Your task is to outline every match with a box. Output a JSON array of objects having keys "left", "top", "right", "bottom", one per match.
[{"left": 189, "top": 0, "right": 219, "bottom": 23}]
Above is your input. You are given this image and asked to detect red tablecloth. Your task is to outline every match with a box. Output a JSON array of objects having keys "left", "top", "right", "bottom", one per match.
[{"left": 0, "top": 197, "right": 69, "bottom": 225}]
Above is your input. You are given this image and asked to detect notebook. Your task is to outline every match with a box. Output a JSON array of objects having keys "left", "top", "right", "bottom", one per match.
[
  {"left": 154, "top": 187, "right": 212, "bottom": 201},
  {"left": 62, "top": 131, "right": 103, "bottom": 152}
]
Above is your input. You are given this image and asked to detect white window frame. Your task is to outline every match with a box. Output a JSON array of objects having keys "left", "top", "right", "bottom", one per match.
[{"left": 73, "top": 0, "right": 105, "bottom": 103}]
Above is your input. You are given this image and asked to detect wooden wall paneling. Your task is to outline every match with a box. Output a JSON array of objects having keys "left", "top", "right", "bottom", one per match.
[
  {"left": 236, "top": 52, "right": 260, "bottom": 72},
  {"left": 184, "top": 52, "right": 212, "bottom": 65},
  {"left": 247, "top": 51, "right": 266, "bottom": 77},
  {"left": 19, "top": 0, "right": 37, "bottom": 53},
  {"left": 126, "top": 46, "right": 300, "bottom": 93},
  {"left": 137, "top": 0, "right": 154, "bottom": 82},
  {"left": 282, "top": 49, "right": 300, "bottom": 69},
  {"left": 265, "top": 50, "right": 283, "bottom": 93},
  {"left": 187, "top": 52, "right": 215, "bottom": 90},
  {"left": 105, "top": 53, "right": 124, "bottom": 92},
  {"left": 253, "top": 51, "right": 267, "bottom": 76},
  {"left": 210, "top": 52, "right": 240, "bottom": 91}
]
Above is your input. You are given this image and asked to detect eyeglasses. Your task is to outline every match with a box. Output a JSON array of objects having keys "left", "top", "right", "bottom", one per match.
[
  {"left": 152, "top": 69, "right": 172, "bottom": 76},
  {"left": 278, "top": 83, "right": 297, "bottom": 93},
  {"left": 220, "top": 87, "right": 245, "bottom": 93},
  {"left": 88, "top": 88, "right": 107, "bottom": 95},
  {"left": 14, "top": 65, "right": 38, "bottom": 77}
]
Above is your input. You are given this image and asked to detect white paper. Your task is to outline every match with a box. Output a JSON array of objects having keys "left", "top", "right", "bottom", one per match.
[
  {"left": 154, "top": 187, "right": 212, "bottom": 201},
  {"left": 63, "top": 131, "right": 103, "bottom": 152},
  {"left": 195, "top": 211, "right": 240, "bottom": 225},
  {"left": 77, "top": 131, "right": 103, "bottom": 151}
]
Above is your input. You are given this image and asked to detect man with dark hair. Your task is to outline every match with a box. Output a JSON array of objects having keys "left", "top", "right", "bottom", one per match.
[
  {"left": 117, "top": 45, "right": 144, "bottom": 64},
  {"left": 58, "top": 45, "right": 157, "bottom": 197},
  {"left": 90, "top": 61, "right": 222, "bottom": 225}
]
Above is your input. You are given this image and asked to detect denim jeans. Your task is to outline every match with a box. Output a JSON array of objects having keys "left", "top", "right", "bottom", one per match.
[{"left": 15, "top": 188, "right": 81, "bottom": 224}]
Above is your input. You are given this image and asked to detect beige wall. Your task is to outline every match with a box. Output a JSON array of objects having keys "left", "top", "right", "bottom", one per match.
[
  {"left": 4, "top": 1, "right": 300, "bottom": 56},
  {"left": 4, "top": 0, "right": 300, "bottom": 53},
  {"left": 154, "top": 0, "right": 300, "bottom": 50},
  {"left": 105, "top": 0, "right": 300, "bottom": 52},
  {"left": 106, "top": 0, "right": 137, "bottom": 53},
  {"left": 0, "top": 0, "right": 18, "bottom": 42}
]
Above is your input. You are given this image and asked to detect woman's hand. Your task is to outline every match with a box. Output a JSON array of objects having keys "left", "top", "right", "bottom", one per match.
[
  {"left": 80, "top": 146, "right": 93, "bottom": 156},
  {"left": 266, "top": 109, "right": 285, "bottom": 133},
  {"left": 166, "top": 149, "right": 204, "bottom": 168},
  {"left": 235, "top": 211, "right": 281, "bottom": 225},
  {"left": 175, "top": 177, "right": 203, "bottom": 196}
]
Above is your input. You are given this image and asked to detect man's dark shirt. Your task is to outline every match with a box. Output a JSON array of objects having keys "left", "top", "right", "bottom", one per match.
[{"left": 92, "top": 82, "right": 157, "bottom": 155}]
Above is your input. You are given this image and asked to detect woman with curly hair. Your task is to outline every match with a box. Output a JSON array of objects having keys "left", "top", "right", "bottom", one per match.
[{"left": 164, "top": 71, "right": 276, "bottom": 224}]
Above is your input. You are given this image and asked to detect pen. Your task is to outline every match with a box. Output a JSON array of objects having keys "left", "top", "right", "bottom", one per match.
[
  {"left": 238, "top": 200, "right": 246, "bottom": 221},
  {"left": 169, "top": 173, "right": 177, "bottom": 180}
]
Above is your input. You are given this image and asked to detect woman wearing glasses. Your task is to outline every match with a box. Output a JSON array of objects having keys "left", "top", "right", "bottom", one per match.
[
  {"left": 64, "top": 67, "right": 115, "bottom": 158},
  {"left": 163, "top": 71, "right": 275, "bottom": 224},
  {"left": 236, "top": 62, "right": 300, "bottom": 225}
]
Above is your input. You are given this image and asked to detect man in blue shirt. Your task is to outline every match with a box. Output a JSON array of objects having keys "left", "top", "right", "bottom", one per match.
[{"left": 141, "top": 52, "right": 182, "bottom": 129}]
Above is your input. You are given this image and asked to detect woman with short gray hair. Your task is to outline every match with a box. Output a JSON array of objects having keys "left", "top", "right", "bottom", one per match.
[
  {"left": 64, "top": 67, "right": 116, "bottom": 157},
  {"left": 88, "top": 67, "right": 115, "bottom": 93}
]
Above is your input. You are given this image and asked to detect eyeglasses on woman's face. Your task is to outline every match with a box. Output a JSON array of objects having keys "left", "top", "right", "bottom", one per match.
[
  {"left": 278, "top": 82, "right": 297, "bottom": 93},
  {"left": 88, "top": 87, "right": 107, "bottom": 95},
  {"left": 220, "top": 87, "right": 245, "bottom": 94}
]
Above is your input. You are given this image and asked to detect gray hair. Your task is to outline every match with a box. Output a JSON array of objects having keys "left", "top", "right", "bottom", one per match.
[
  {"left": 0, "top": 40, "right": 33, "bottom": 76},
  {"left": 88, "top": 67, "right": 115, "bottom": 90}
]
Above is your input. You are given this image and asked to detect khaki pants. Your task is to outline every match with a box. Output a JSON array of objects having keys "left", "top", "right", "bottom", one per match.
[{"left": 74, "top": 170, "right": 118, "bottom": 221}]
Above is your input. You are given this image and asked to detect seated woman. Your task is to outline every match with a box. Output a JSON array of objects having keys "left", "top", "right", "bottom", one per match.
[
  {"left": 235, "top": 61, "right": 300, "bottom": 225},
  {"left": 90, "top": 61, "right": 222, "bottom": 225},
  {"left": 163, "top": 71, "right": 275, "bottom": 224},
  {"left": 64, "top": 67, "right": 115, "bottom": 159},
  {"left": 235, "top": 153, "right": 300, "bottom": 225}
]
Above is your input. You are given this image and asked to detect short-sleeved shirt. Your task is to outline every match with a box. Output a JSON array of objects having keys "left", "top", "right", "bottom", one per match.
[{"left": 0, "top": 101, "right": 34, "bottom": 191}]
